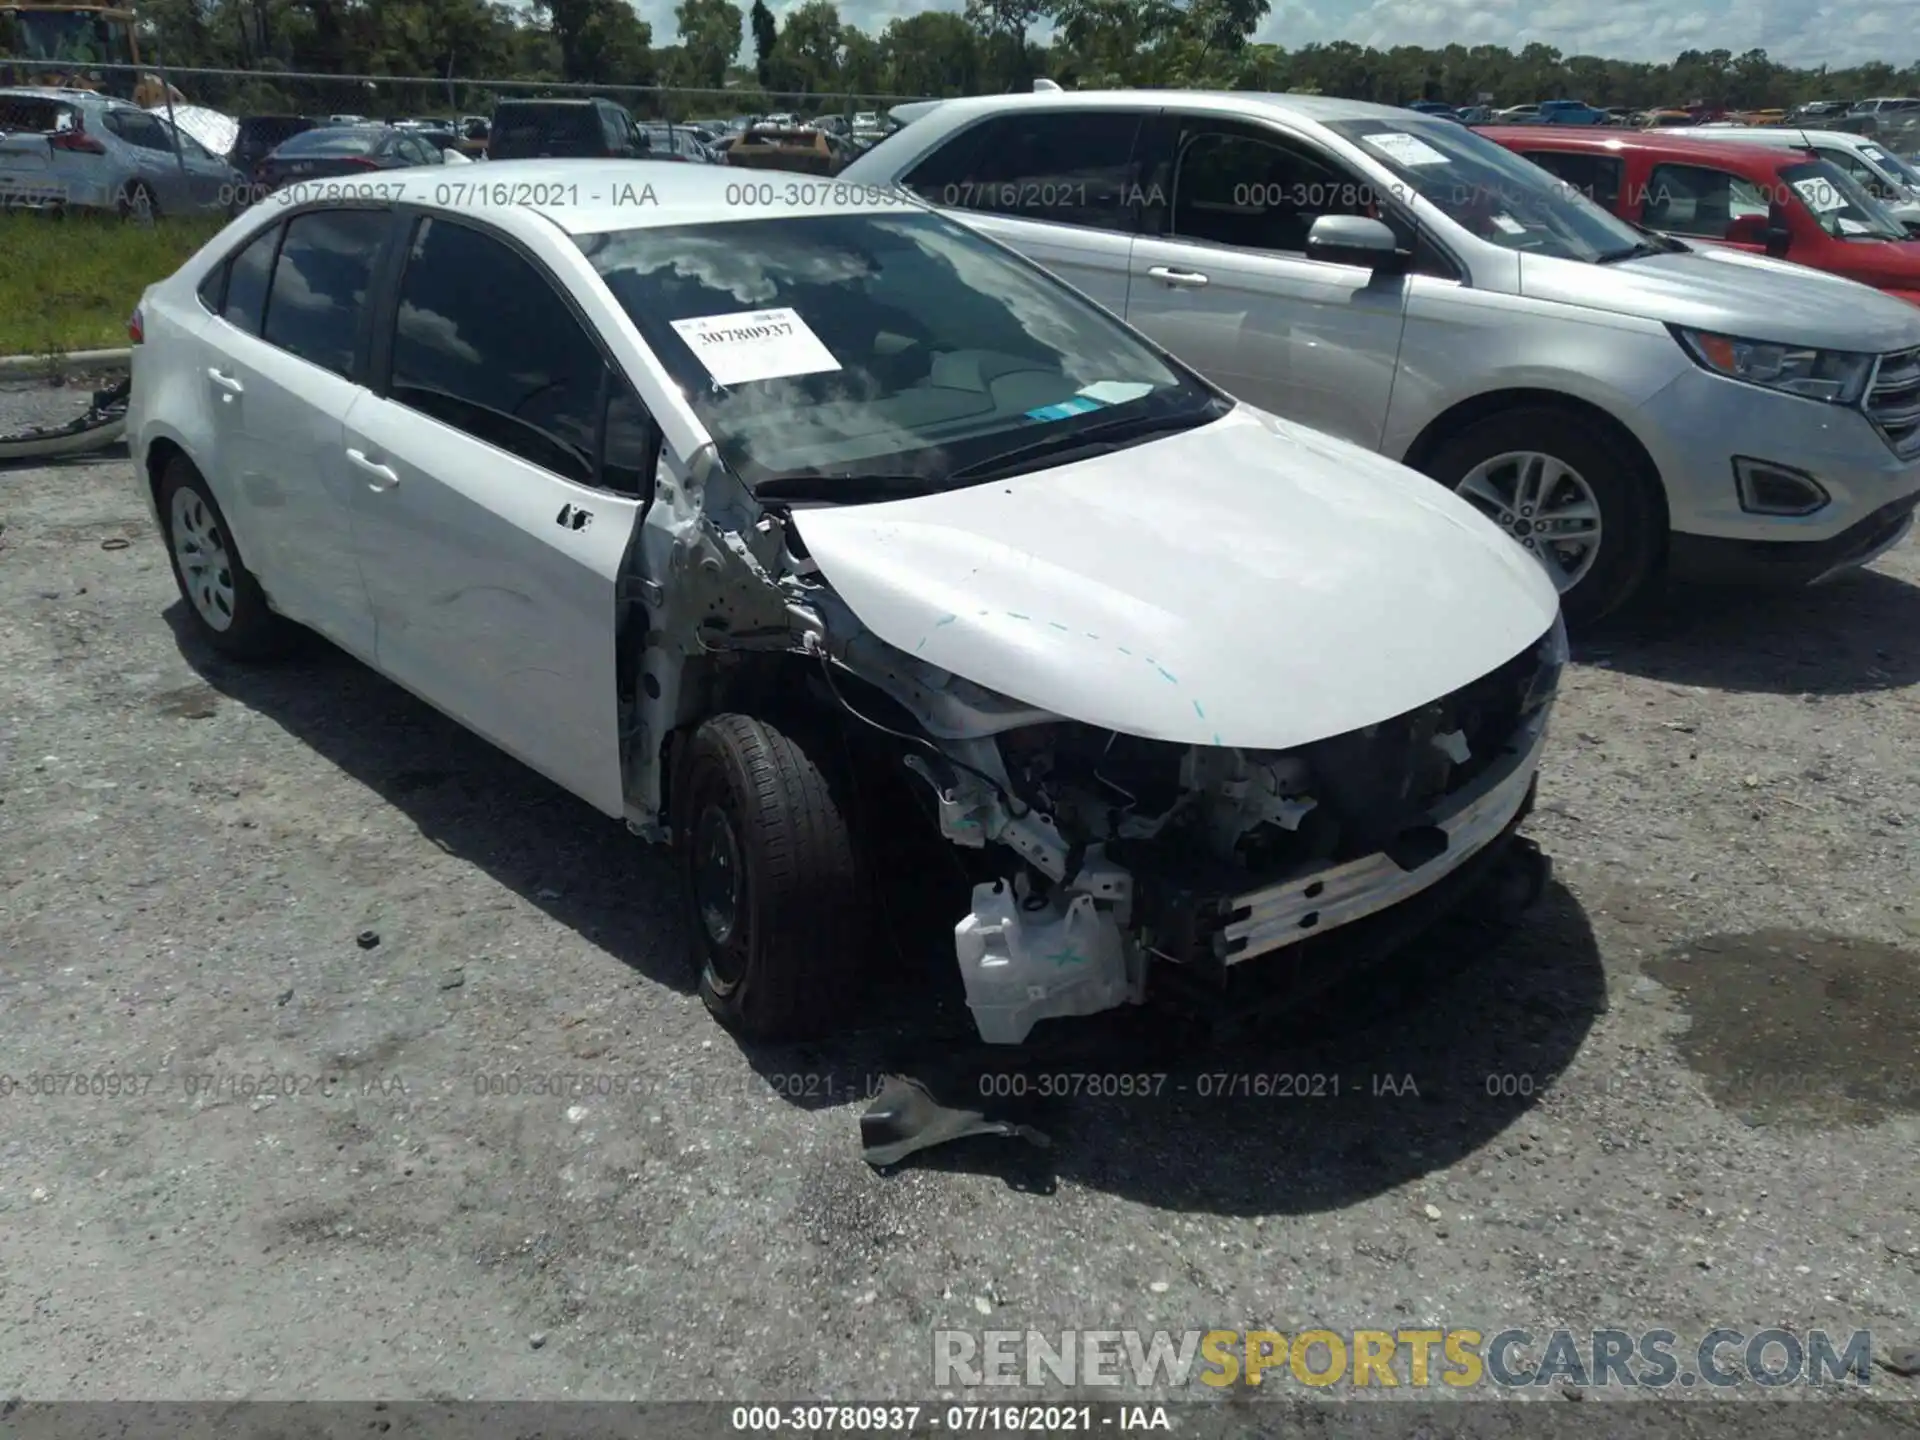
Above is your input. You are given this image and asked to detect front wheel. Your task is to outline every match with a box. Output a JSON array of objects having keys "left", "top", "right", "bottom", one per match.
[
  {"left": 678, "top": 714, "right": 866, "bottom": 1040},
  {"left": 1424, "top": 407, "right": 1662, "bottom": 627}
]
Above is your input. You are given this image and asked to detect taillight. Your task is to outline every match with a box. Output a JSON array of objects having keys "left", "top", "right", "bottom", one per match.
[
  {"left": 339, "top": 156, "right": 380, "bottom": 170},
  {"left": 50, "top": 125, "right": 107, "bottom": 155},
  {"left": 127, "top": 305, "right": 144, "bottom": 344}
]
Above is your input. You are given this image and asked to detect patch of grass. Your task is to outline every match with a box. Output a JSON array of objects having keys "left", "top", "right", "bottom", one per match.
[{"left": 0, "top": 210, "right": 227, "bottom": 359}]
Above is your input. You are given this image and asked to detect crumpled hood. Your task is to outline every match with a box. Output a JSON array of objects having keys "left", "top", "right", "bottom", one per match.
[
  {"left": 1519, "top": 249, "right": 1920, "bottom": 351},
  {"left": 791, "top": 406, "right": 1561, "bottom": 751}
]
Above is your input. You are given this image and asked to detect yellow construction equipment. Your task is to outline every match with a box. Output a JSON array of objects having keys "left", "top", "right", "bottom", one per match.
[{"left": 0, "top": 3, "right": 176, "bottom": 106}]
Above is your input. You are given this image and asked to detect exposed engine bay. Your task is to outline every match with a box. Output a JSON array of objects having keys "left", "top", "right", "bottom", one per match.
[{"left": 628, "top": 448, "right": 1567, "bottom": 1046}]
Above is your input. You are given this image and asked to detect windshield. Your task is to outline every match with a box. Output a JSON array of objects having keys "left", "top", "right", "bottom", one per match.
[
  {"left": 1860, "top": 142, "right": 1920, "bottom": 190},
  {"left": 1780, "top": 159, "right": 1908, "bottom": 240},
  {"left": 1323, "top": 117, "right": 1646, "bottom": 263},
  {"left": 578, "top": 211, "right": 1218, "bottom": 492}
]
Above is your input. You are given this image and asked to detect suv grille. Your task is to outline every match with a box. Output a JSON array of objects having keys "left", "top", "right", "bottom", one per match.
[{"left": 1867, "top": 346, "right": 1920, "bottom": 459}]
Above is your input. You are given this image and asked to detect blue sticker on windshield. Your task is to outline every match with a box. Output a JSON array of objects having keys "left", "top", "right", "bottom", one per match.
[{"left": 1024, "top": 395, "right": 1106, "bottom": 423}]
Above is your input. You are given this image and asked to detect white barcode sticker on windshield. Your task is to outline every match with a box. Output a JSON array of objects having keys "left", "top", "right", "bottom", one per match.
[
  {"left": 1363, "top": 131, "right": 1449, "bottom": 167},
  {"left": 669, "top": 307, "right": 842, "bottom": 385},
  {"left": 1793, "top": 177, "right": 1845, "bottom": 213}
]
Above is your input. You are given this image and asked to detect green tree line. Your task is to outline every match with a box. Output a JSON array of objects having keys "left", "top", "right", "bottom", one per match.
[{"left": 106, "top": 0, "right": 1920, "bottom": 114}]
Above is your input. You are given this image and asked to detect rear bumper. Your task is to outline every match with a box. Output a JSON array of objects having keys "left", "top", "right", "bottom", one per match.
[{"left": 1668, "top": 492, "right": 1918, "bottom": 586}]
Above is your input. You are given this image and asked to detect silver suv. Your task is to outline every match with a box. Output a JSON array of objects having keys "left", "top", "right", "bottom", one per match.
[
  {"left": 0, "top": 86, "right": 240, "bottom": 218},
  {"left": 843, "top": 90, "right": 1920, "bottom": 623}
]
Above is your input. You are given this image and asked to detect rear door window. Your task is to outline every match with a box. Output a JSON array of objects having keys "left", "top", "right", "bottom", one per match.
[
  {"left": 104, "top": 110, "right": 176, "bottom": 152},
  {"left": 901, "top": 111, "right": 1146, "bottom": 234},
  {"left": 261, "top": 208, "right": 389, "bottom": 378}
]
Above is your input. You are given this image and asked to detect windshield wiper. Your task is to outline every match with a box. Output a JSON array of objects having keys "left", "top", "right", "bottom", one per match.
[
  {"left": 1595, "top": 240, "right": 1668, "bottom": 264},
  {"left": 751, "top": 398, "right": 1229, "bottom": 503},
  {"left": 944, "top": 398, "right": 1231, "bottom": 484},
  {"left": 753, "top": 469, "right": 948, "bottom": 503}
]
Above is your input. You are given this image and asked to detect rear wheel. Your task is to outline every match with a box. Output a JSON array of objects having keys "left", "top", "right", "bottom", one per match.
[
  {"left": 1423, "top": 407, "right": 1662, "bottom": 627},
  {"left": 118, "top": 180, "right": 157, "bottom": 222},
  {"left": 679, "top": 713, "right": 866, "bottom": 1040},
  {"left": 158, "top": 457, "right": 297, "bottom": 660}
]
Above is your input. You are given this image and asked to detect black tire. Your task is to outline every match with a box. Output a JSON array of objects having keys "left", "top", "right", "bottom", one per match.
[
  {"left": 157, "top": 456, "right": 298, "bottom": 660},
  {"left": 118, "top": 180, "right": 158, "bottom": 222},
  {"left": 678, "top": 713, "right": 866, "bottom": 1040},
  {"left": 1422, "top": 406, "right": 1662, "bottom": 627}
]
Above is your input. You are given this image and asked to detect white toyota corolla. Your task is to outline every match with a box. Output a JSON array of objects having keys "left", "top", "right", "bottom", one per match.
[{"left": 128, "top": 162, "right": 1566, "bottom": 1045}]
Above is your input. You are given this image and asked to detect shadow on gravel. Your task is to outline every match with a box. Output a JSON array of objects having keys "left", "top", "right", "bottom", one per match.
[
  {"left": 835, "top": 875, "right": 1606, "bottom": 1214},
  {"left": 1582, "top": 566, "right": 1920, "bottom": 696},
  {"left": 170, "top": 601, "right": 1607, "bottom": 1214},
  {"left": 166, "top": 604, "right": 700, "bottom": 999}
]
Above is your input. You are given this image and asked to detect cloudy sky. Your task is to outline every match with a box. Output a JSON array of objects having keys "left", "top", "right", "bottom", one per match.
[{"left": 639, "top": 0, "right": 1918, "bottom": 72}]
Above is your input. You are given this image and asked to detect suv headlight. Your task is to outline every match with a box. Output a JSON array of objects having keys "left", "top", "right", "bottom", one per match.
[{"left": 1672, "top": 327, "right": 1874, "bottom": 404}]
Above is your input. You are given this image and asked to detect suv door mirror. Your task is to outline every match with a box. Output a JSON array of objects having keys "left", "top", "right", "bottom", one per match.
[{"left": 1305, "top": 214, "right": 1405, "bottom": 270}]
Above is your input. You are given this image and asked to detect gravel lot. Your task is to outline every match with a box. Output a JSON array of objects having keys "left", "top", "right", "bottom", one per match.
[{"left": 2, "top": 385, "right": 1918, "bottom": 1409}]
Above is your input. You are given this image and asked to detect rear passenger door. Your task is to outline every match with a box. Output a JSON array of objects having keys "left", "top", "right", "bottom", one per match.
[
  {"left": 343, "top": 213, "right": 660, "bottom": 816},
  {"left": 896, "top": 109, "right": 1147, "bottom": 315},
  {"left": 195, "top": 207, "right": 388, "bottom": 657}
]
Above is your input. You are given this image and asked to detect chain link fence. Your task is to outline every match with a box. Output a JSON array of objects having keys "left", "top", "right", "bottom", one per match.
[{"left": 0, "top": 57, "right": 931, "bottom": 126}]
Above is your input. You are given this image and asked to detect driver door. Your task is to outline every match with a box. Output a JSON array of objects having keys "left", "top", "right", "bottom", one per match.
[{"left": 344, "top": 213, "right": 658, "bottom": 816}]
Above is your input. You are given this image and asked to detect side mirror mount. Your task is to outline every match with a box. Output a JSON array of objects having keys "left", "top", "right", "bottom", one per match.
[
  {"left": 1305, "top": 213, "right": 1408, "bottom": 271},
  {"left": 1723, "top": 213, "right": 1769, "bottom": 246}
]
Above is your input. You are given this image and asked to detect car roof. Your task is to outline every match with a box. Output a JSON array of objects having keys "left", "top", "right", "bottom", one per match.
[
  {"left": 1686, "top": 127, "right": 1878, "bottom": 147},
  {"left": 0, "top": 85, "right": 129, "bottom": 108},
  {"left": 270, "top": 158, "right": 923, "bottom": 235},
  {"left": 1486, "top": 126, "right": 1820, "bottom": 169},
  {"left": 888, "top": 88, "right": 1418, "bottom": 128}
]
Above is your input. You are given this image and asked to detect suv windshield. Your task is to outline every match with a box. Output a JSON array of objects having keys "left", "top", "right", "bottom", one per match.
[
  {"left": 1859, "top": 141, "right": 1920, "bottom": 190},
  {"left": 1781, "top": 159, "right": 1908, "bottom": 240},
  {"left": 578, "top": 210, "right": 1221, "bottom": 494},
  {"left": 1324, "top": 117, "right": 1647, "bottom": 263}
]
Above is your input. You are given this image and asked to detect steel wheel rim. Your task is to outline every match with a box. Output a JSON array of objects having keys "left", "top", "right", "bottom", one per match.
[
  {"left": 1454, "top": 450, "right": 1603, "bottom": 593},
  {"left": 692, "top": 801, "right": 745, "bottom": 981},
  {"left": 170, "top": 487, "right": 236, "bottom": 631}
]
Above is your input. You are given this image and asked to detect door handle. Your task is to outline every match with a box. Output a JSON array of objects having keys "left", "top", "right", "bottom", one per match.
[
  {"left": 346, "top": 447, "right": 399, "bottom": 491},
  {"left": 206, "top": 367, "right": 243, "bottom": 394},
  {"left": 1147, "top": 265, "right": 1210, "bottom": 289}
]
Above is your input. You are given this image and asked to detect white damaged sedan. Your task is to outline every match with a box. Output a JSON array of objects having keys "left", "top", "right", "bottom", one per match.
[{"left": 127, "top": 163, "right": 1566, "bottom": 1045}]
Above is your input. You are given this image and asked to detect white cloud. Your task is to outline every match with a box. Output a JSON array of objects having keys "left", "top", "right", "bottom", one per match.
[{"left": 635, "top": 0, "right": 1917, "bottom": 71}]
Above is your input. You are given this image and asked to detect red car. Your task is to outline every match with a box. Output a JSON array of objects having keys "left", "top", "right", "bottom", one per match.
[{"left": 1480, "top": 127, "right": 1920, "bottom": 306}]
